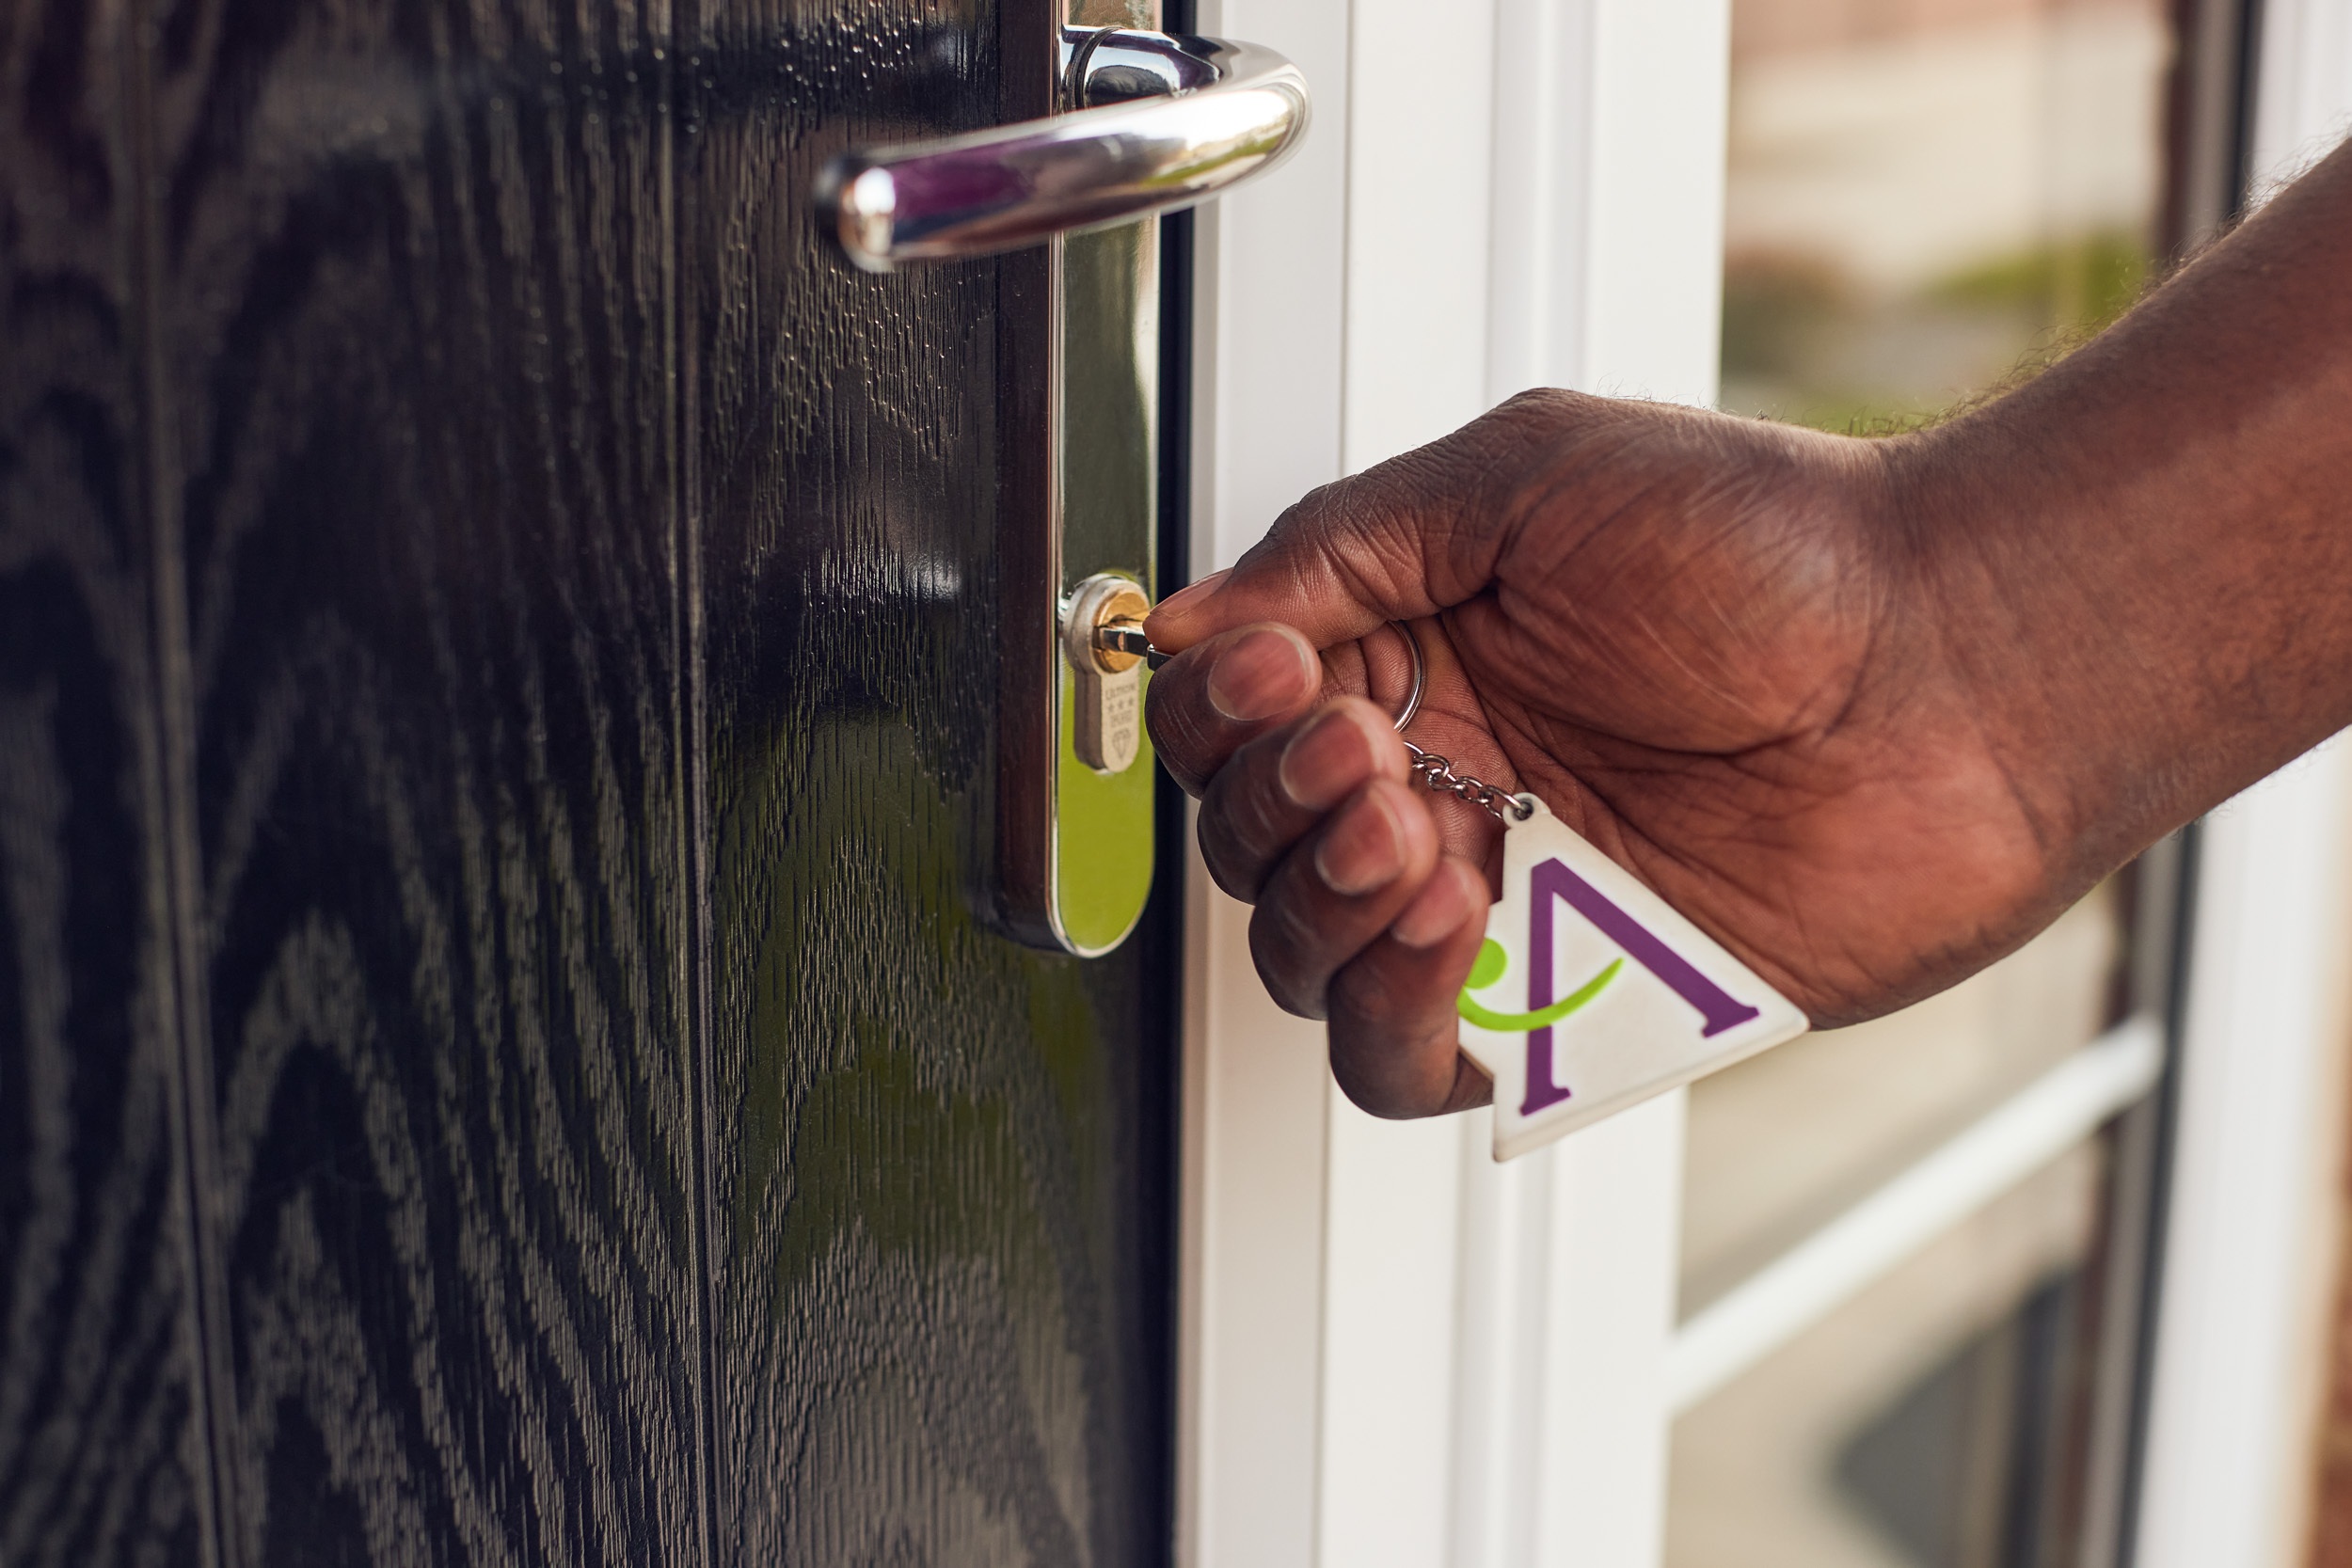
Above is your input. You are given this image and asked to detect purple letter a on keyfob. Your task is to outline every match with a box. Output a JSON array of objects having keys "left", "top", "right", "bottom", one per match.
[{"left": 1522, "top": 859, "right": 1763, "bottom": 1115}]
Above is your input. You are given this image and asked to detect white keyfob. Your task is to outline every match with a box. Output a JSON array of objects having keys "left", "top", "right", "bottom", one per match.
[
  {"left": 1377, "top": 621, "right": 1810, "bottom": 1161},
  {"left": 1455, "top": 794, "right": 1808, "bottom": 1160}
]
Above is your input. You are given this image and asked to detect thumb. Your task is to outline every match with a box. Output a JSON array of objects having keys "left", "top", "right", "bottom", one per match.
[{"left": 1146, "top": 441, "right": 1523, "bottom": 654}]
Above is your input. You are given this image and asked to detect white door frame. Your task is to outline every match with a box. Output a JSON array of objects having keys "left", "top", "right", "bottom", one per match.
[
  {"left": 2131, "top": 8, "right": 2352, "bottom": 1563},
  {"left": 1178, "top": 4, "right": 1732, "bottom": 1562},
  {"left": 1179, "top": 3, "right": 2352, "bottom": 1565}
]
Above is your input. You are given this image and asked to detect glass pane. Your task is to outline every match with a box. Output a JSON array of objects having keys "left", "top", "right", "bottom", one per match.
[
  {"left": 1688, "top": 0, "right": 2167, "bottom": 1308},
  {"left": 1681, "top": 887, "right": 2120, "bottom": 1316},
  {"left": 1720, "top": 0, "right": 2173, "bottom": 432},
  {"left": 1669, "top": 1144, "right": 2117, "bottom": 1568},
  {"left": 1675, "top": 0, "right": 2176, "bottom": 1556}
]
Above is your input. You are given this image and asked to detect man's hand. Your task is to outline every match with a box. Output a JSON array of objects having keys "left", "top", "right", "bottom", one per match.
[
  {"left": 1147, "top": 142, "right": 2352, "bottom": 1123},
  {"left": 1145, "top": 390, "right": 2090, "bottom": 1119}
]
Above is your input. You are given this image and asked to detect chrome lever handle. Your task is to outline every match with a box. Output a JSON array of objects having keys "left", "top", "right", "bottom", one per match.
[{"left": 818, "top": 28, "right": 1311, "bottom": 272}]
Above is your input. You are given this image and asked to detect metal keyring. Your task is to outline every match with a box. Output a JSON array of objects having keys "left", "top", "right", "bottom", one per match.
[
  {"left": 1383, "top": 618, "right": 1533, "bottom": 824},
  {"left": 1388, "top": 619, "right": 1427, "bottom": 734}
]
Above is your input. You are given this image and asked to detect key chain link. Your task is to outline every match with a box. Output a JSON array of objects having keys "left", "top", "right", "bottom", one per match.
[
  {"left": 1402, "top": 746, "right": 1531, "bottom": 824},
  {"left": 1386, "top": 620, "right": 1534, "bottom": 825},
  {"left": 1122, "top": 614, "right": 1535, "bottom": 825}
]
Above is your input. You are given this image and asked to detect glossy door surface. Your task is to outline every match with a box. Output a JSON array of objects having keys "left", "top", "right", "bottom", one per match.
[{"left": 0, "top": 0, "right": 1178, "bottom": 1561}]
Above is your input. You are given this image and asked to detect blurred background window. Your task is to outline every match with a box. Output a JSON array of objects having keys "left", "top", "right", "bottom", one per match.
[
  {"left": 1716, "top": 0, "right": 2170, "bottom": 432},
  {"left": 1668, "top": 2, "right": 2179, "bottom": 1563}
]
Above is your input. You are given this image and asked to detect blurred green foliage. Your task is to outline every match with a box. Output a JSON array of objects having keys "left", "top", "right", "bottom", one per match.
[
  {"left": 1720, "top": 231, "right": 2155, "bottom": 436},
  {"left": 1930, "top": 230, "right": 2152, "bottom": 334}
]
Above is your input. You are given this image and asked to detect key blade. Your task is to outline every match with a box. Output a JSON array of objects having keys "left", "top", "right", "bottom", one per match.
[{"left": 1096, "top": 622, "right": 1170, "bottom": 668}]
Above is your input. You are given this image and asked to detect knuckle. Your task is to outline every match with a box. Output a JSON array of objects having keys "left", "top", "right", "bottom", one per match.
[
  {"left": 1198, "top": 768, "right": 1288, "bottom": 900},
  {"left": 1197, "top": 821, "right": 1266, "bottom": 904},
  {"left": 1327, "top": 1008, "right": 1459, "bottom": 1122},
  {"left": 1224, "top": 764, "right": 1301, "bottom": 856},
  {"left": 1261, "top": 475, "right": 1439, "bottom": 610},
  {"left": 1486, "top": 385, "right": 1587, "bottom": 431},
  {"left": 1249, "top": 887, "right": 1334, "bottom": 1021},
  {"left": 1329, "top": 945, "right": 1421, "bottom": 1024},
  {"left": 1145, "top": 675, "right": 1218, "bottom": 793}
]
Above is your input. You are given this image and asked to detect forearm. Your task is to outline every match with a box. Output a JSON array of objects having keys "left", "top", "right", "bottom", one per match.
[{"left": 1896, "top": 139, "right": 2352, "bottom": 882}]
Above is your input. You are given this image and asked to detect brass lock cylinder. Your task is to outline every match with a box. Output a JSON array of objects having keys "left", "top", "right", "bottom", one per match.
[{"left": 1063, "top": 575, "right": 1152, "bottom": 773}]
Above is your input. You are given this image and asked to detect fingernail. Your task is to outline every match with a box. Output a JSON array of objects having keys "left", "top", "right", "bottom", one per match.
[
  {"left": 1390, "top": 862, "right": 1478, "bottom": 948},
  {"left": 1314, "top": 789, "right": 1408, "bottom": 896},
  {"left": 1206, "top": 626, "right": 1317, "bottom": 722},
  {"left": 1151, "top": 568, "right": 1232, "bottom": 628}
]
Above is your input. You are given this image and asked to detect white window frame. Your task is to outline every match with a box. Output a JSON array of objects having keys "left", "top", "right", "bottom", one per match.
[
  {"left": 1177, "top": 3, "right": 2352, "bottom": 1564},
  {"left": 2134, "top": 8, "right": 2352, "bottom": 1563},
  {"left": 1182, "top": 6, "right": 1725, "bottom": 1563}
]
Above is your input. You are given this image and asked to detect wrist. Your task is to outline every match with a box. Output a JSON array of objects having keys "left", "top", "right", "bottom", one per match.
[{"left": 1877, "top": 410, "right": 2204, "bottom": 899}]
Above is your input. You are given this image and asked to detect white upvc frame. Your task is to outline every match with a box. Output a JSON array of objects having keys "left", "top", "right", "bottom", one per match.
[
  {"left": 1179, "top": 3, "right": 1731, "bottom": 1563},
  {"left": 1669, "top": 1017, "right": 2166, "bottom": 1416},
  {"left": 1180, "top": 3, "right": 2352, "bottom": 1565},
  {"left": 2129, "top": 12, "right": 2352, "bottom": 1563},
  {"left": 2136, "top": 748, "right": 2352, "bottom": 1568},
  {"left": 1177, "top": 8, "right": 1351, "bottom": 1566}
]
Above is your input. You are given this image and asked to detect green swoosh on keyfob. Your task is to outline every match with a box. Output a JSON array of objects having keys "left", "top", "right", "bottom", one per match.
[{"left": 1456, "top": 941, "right": 1623, "bottom": 1033}]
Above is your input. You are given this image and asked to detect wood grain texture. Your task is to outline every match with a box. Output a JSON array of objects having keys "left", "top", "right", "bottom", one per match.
[
  {"left": 0, "top": 1, "right": 217, "bottom": 1561},
  {"left": 4, "top": 0, "right": 1178, "bottom": 1560},
  {"left": 680, "top": 1, "right": 1175, "bottom": 1560},
  {"left": 146, "top": 0, "right": 712, "bottom": 1557}
]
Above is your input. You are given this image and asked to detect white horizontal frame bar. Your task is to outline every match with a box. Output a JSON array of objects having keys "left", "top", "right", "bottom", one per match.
[{"left": 1666, "top": 1015, "right": 2165, "bottom": 1414}]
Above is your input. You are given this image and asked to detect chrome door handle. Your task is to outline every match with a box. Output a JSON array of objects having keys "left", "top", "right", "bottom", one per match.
[{"left": 819, "top": 28, "right": 1311, "bottom": 272}]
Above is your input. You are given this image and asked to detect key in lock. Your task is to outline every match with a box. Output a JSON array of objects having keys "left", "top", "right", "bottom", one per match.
[{"left": 1063, "top": 574, "right": 1155, "bottom": 774}]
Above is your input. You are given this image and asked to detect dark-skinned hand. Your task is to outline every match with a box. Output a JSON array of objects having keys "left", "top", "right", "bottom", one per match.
[
  {"left": 1147, "top": 144, "right": 2352, "bottom": 1124},
  {"left": 1145, "top": 391, "right": 2064, "bottom": 1120}
]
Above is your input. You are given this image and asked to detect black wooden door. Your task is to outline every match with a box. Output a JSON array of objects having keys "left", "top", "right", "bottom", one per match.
[{"left": 0, "top": 0, "right": 1181, "bottom": 1560}]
